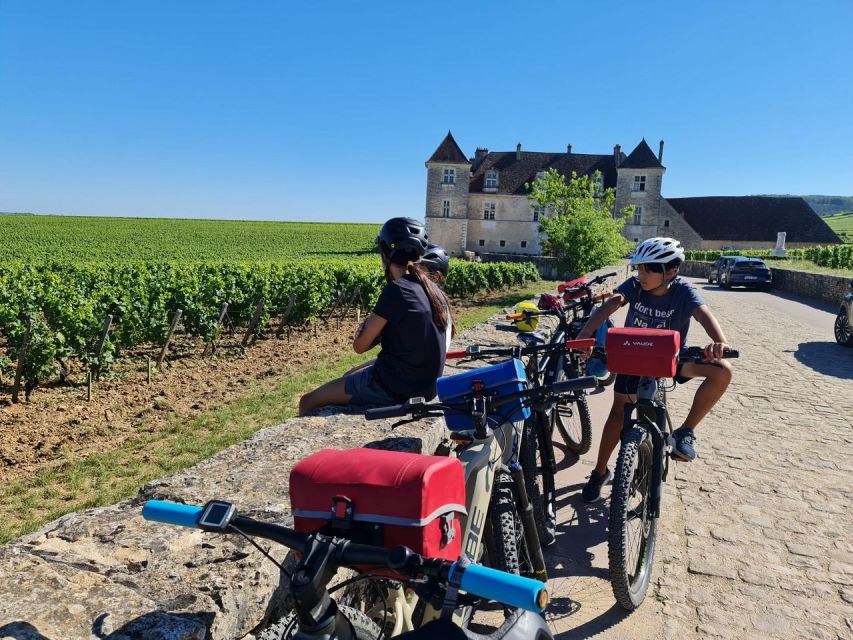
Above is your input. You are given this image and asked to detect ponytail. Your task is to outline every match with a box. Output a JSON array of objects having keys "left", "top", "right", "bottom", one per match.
[{"left": 409, "top": 262, "right": 450, "bottom": 334}]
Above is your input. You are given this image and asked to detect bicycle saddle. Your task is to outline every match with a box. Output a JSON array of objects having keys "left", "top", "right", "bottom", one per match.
[{"left": 516, "top": 332, "right": 546, "bottom": 346}]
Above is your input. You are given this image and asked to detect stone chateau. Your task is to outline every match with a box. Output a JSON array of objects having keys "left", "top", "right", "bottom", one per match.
[{"left": 424, "top": 132, "right": 840, "bottom": 256}]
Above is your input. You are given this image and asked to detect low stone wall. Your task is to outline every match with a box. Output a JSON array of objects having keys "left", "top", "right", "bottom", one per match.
[
  {"left": 0, "top": 292, "right": 569, "bottom": 640},
  {"left": 680, "top": 261, "right": 852, "bottom": 307}
]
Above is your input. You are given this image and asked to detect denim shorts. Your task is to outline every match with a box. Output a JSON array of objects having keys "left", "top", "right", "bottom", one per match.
[{"left": 344, "top": 365, "right": 398, "bottom": 407}]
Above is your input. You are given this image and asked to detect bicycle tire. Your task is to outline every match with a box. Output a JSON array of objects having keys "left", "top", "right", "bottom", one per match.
[
  {"left": 553, "top": 365, "right": 593, "bottom": 454},
  {"left": 597, "top": 372, "right": 616, "bottom": 387},
  {"left": 608, "top": 425, "right": 658, "bottom": 610},
  {"left": 520, "top": 416, "right": 555, "bottom": 546},
  {"left": 259, "top": 604, "right": 382, "bottom": 640},
  {"left": 487, "top": 474, "right": 521, "bottom": 576}
]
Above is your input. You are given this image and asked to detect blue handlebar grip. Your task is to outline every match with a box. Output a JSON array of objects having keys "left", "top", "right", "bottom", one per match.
[
  {"left": 452, "top": 562, "right": 547, "bottom": 613},
  {"left": 142, "top": 500, "right": 203, "bottom": 528}
]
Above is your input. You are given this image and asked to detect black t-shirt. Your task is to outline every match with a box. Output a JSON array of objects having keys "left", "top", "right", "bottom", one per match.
[{"left": 372, "top": 274, "right": 447, "bottom": 401}]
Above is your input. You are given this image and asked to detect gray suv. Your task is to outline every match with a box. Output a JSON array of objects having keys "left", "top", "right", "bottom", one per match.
[{"left": 835, "top": 280, "right": 853, "bottom": 347}]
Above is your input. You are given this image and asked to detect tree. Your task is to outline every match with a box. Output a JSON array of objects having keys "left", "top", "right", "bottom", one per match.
[{"left": 527, "top": 169, "right": 634, "bottom": 276}]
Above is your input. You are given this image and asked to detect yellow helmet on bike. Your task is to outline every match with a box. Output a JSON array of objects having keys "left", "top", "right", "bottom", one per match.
[{"left": 514, "top": 301, "right": 540, "bottom": 332}]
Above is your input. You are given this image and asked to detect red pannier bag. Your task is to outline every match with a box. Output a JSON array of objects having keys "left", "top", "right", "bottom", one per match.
[
  {"left": 558, "top": 276, "right": 589, "bottom": 302},
  {"left": 290, "top": 448, "right": 466, "bottom": 579},
  {"left": 605, "top": 328, "right": 681, "bottom": 378}
]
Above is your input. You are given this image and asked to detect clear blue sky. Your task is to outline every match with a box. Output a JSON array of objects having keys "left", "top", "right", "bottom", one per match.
[{"left": 1, "top": 1, "right": 851, "bottom": 223}]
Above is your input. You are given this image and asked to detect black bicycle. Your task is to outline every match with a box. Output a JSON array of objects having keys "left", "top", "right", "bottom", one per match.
[
  {"left": 445, "top": 338, "right": 595, "bottom": 548},
  {"left": 605, "top": 345, "right": 739, "bottom": 610},
  {"left": 366, "top": 375, "right": 597, "bottom": 587},
  {"left": 142, "top": 499, "right": 552, "bottom": 640}
]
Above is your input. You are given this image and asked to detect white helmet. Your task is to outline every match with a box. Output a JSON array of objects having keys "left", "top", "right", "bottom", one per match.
[{"left": 630, "top": 237, "right": 685, "bottom": 265}]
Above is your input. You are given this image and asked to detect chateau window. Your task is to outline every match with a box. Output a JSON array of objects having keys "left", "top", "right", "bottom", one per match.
[
  {"left": 442, "top": 200, "right": 451, "bottom": 217},
  {"left": 664, "top": 219, "right": 670, "bottom": 228},
  {"left": 633, "top": 237, "right": 639, "bottom": 242},
  {"left": 483, "top": 202, "right": 496, "bottom": 220},
  {"left": 632, "top": 175, "right": 646, "bottom": 192},
  {"left": 499, "top": 240, "right": 506, "bottom": 247},
  {"left": 632, "top": 206, "right": 642, "bottom": 225},
  {"left": 593, "top": 174, "right": 604, "bottom": 194},
  {"left": 443, "top": 168, "right": 455, "bottom": 184},
  {"left": 533, "top": 205, "right": 545, "bottom": 222},
  {"left": 485, "top": 170, "right": 498, "bottom": 189},
  {"left": 535, "top": 171, "right": 545, "bottom": 182},
  {"left": 478, "top": 239, "right": 485, "bottom": 247},
  {"left": 520, "top": 241, "right": 527, "bottom": 248}
]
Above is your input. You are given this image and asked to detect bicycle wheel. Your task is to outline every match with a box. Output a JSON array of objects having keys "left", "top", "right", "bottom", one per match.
[
  {"left": 520, "top": 416, "right": 555, "bottom": 546},
  {"left": 553, "top": 366, "right": 593, "bottom": 455},
  {"left": 597, "top": 372, "right": 616, "bottom": 388},
  {"left": 486, "top": 473, "right": 521, "bottom": 576},
  {"left": 608, "top": 425, "right": 658, "bottom": 610},
  {"left": 259, "top": 604, "right": 382, "bottom": 640}
]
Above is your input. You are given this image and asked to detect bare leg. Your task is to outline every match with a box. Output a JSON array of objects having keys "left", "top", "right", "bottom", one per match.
[
  {"left": 678, "top": 360, "right": 733, "bottom": 429},
  {"left": 593, "top": 393, "right": 630, "bottom": 474},
  {"left": 298, "top": 377, "right": 351, "bottom": 416}
]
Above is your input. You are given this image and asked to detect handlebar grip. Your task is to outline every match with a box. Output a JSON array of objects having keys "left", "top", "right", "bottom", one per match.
[
  {"left": 364, "top": 404, "right": 409, "bottom": 420},
  {"left": 593, "top": 292, "right": 613, "bottom": 302},
  {"left": 452, "top": 562, "right": 548, "bottom": 613},
  {"left": 143, "top": 500, "right": 203, "bottom": 528},
  {"left": 551, "top": 376, "right": 598, "bottom": 394},
  {"left": 505, "top": 313, "right": 524, "bottom": 320},
  {"left": 724, "top": 349, "right": 739, "bottom": 358},
  {"left": 446, "top": 350, "right": 468, "bottom": 359}
]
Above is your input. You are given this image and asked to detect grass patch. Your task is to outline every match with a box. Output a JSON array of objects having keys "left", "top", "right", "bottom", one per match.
[{"left": 0, "top": 280, "right": 560, "bottom": 543}]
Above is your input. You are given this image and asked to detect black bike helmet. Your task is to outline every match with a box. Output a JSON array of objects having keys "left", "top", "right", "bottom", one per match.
[
  {"left": 376, "top": 217, "right": 429, "bottom": 260},
  {"left": 420, "top": 244, "right": 450, "bottom": 278}
]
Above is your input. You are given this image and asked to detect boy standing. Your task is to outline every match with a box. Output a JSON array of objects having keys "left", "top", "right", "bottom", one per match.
[{"left": 576, "top": 237, "right": 733, "bottom": 502}]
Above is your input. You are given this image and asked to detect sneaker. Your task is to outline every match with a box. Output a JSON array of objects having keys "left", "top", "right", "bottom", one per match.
[
  {"left": 582, "top": 467, "right": 612, "bottom": 503},
  {"left": 672, "top": 427, "right": 697, "bottom": 461}
]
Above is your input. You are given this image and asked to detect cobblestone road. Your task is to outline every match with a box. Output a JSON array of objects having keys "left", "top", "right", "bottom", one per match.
[{"left": 539, "top": 279, "right": 853, "bottom": 639}]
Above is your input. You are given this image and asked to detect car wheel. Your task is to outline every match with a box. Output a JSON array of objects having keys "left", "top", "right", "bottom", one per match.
[{"left": 835, "top": 308, "right": 853, "bottom": 346}]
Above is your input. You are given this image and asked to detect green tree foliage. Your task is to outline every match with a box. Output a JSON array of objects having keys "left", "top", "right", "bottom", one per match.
[{"left": 527, "top": 169, "right": 633, "bottom": 276}]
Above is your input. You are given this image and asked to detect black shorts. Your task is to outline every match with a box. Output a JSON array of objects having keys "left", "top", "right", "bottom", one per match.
[{"left": 613, "top": 363, "right": 692, "bottom": 395}]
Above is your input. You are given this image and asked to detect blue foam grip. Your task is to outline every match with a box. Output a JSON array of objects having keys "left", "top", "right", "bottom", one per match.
[
  {"left": 452, "top": 562, "right": 547, "bottom": 613},
  {"left": 142, "top": 500, "right": 203, "bottom": 528}
]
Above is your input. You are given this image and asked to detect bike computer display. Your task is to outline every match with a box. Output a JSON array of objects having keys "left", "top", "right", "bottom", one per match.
[{"left": 198, "top": 500, "right": 235, "bottom": 532}]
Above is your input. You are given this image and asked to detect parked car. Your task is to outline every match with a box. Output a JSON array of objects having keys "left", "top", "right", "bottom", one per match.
[
  {"left": 718, "top": 256, "right": 773, "bottom": 290},
  {"left": 707, "top": 256, "right": 738, "bottom": 285},
  {"left": 834, "top": 280, "right": 853, "bottom": 347}
]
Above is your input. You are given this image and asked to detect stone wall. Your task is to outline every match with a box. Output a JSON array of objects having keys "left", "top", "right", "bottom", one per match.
[
  {"left": 0, "top": 295, "right": 575, "bottom": 640},
  {"left": 680, "top": 260, "right": 852, "bottom": 306}
]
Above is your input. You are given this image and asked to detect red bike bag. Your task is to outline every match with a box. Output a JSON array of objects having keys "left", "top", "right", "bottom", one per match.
[
  {"left": 605, "top": 328, "right": 681, "bottom": 378},
  {"left": 290, "top": 448, "right": 465, "bottom": 578}
]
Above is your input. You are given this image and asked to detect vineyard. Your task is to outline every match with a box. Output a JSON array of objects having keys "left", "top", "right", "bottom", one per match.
[
  {"left": 684, "top": 245, "right": 853, "bottom": 271},
  {"left": 0, "top": 216, "right": 542, "bottom": 398}
]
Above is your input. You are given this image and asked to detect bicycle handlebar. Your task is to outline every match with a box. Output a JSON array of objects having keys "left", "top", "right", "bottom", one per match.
[
  {"left": 142, "top": 500, "right": 549, "bottom": 613},
  {"left": 446, "top": 338, "right": 595, "bottom": 362}
]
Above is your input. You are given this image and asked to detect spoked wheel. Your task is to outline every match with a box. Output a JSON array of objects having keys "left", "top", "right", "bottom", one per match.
[
  {"left": 520, "top": 416, "right": 556, "bottom": 546},
  {"left": 608, "top": 426, "right": 658, "bottom": 610},
  {"left": 835, "top": 308, "right": 853, "bottom": 346},
  {"left": 553, "top": 368, "right": 592, "bottom": 455},
  {"left": 597, "top": 372, "right": 616, "bottom": 388}
]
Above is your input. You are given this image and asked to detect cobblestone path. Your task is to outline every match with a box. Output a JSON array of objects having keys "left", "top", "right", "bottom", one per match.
[{"left": 542, "top": 280, "right": 853, "bottom": 639}]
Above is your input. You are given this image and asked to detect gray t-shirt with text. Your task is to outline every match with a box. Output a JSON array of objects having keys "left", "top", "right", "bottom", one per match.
[{"left": 615, "top": 276, "right": 704, "bottom": 345}]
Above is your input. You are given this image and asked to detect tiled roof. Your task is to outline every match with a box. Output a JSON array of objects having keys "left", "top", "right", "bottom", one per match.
[
  {"left": 665, "top": 196, "right": 842, "bottom": 243},
  {"left": 619, "top": 139, "right": 664, "bottom": 169},
  {"left": 469, "top": 151, "right": 618, "bottom": 195},
  {"left": 426, "top": 131, "right": 469, "bottom": 164}
]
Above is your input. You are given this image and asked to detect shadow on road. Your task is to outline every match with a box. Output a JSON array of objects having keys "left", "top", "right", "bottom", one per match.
[{"left": 794, "top": 341, "right": 853, "bottom": 379}]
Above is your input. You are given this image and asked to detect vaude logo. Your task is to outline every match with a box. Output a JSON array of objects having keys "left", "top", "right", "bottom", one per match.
[{"left": 623, "top": 340, "right": 655, "bottom": 347}]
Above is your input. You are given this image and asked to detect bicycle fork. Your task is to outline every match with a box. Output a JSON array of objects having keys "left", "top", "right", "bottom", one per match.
[
  {"left": 627, "top": 401, "right": 668, "bottom": 520},
  {"left": 508, "top": 462, "right": 548, "bottom": 582}
]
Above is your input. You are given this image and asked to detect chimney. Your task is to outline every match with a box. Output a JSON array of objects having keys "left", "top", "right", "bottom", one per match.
[
  {"left": 614, "top": 144, "right": 621, "bottom": 165},
  {"left": 472, "top": 146, "right": 489, "bottom": 171},
  {"left": 658, "top": 140, "right": 665, "bottom": 163},
  {"left": 566, "top": 144, "right": 572, "bottom": 154},
  {"left": 516, "top": 143, "right": 522, "bottom": 160}
]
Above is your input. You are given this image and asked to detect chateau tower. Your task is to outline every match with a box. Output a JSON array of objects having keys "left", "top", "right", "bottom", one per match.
[{"left": 423, "top": 131, "right": 471, "bottom": 255}]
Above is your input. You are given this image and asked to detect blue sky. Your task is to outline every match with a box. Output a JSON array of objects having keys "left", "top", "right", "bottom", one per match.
[{"left": 1, "top": 1, "right": 851, "bottom": 223}]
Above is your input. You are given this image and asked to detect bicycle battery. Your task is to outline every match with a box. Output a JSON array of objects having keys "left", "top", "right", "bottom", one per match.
[
  {"left": 290, "top": 448, "right": 466, "bottom": 579},
  {"left": 605, "top": 328, "right": 681, "bottom": 377},
  {"left": 437, "top": 358, "right": 531, "bottom": 429}
]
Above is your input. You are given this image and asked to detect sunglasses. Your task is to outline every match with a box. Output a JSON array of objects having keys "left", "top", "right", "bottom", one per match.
[{"left": 634, "top": 263, "right": 665, "bottom": 274}]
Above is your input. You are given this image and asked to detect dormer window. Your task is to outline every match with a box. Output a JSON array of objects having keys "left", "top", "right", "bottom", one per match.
[
  {"left": 443, "top": 168, "right": 455, "bottom": 184},
  {"left": 632, "top": 175, "right": 646, "bottom": 192},
  {"left": 485, "top": 170, "right": 498, "bottom": 189},
  {"left": 535, "top": 171, "right": 545, "bottom": 181},
  {"left": 593, "top": 174, "right": 604, "bottom": 194}
]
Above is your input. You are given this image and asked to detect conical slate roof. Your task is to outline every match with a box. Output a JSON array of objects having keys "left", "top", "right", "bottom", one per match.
[
  {"left": 619, "top": 139, "right": 664, "bottom": 169},
  {"left": 427, "top": 131, "right": 469, "bottom": 164}
]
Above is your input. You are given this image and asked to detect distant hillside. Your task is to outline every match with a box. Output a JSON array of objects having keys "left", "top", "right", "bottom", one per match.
[{"left": 761, "top": 195, "right": 853, "bottom": 216}]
